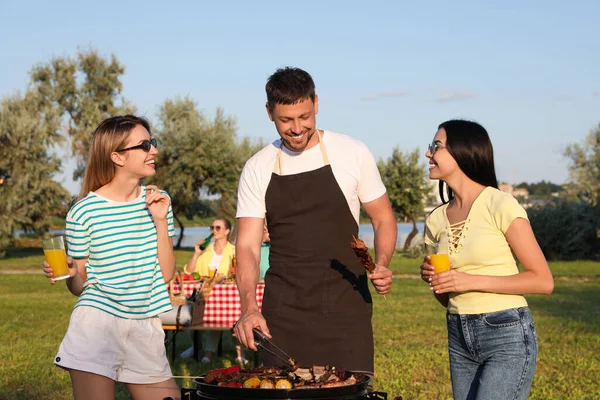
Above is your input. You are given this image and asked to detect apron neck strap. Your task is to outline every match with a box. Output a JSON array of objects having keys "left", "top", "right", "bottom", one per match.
[{"left": 273, "top": 130, "right": 329, "bottom": 175}]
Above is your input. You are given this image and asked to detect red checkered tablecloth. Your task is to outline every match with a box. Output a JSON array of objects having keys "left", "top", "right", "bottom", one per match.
[
  {"left": 203, "top": 284, "right": 265, "bottom": 326},
  {"left": 170, "top": 281, "right": 203, "bottom": 298},
  {"left": 168, "top": 282, "right": 265, "bottom": 327}
]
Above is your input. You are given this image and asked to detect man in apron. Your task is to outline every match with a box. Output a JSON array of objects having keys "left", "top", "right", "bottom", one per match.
[{"left": 234, "top": 67, "right": 397, "bottom": 377}]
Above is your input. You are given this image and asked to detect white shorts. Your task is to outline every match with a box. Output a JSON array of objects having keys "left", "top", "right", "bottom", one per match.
[{"left": 54, "top": 306, "right": 172, "bottom": 384}]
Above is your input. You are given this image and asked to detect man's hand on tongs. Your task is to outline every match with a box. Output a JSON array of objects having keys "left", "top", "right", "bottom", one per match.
[{"left": 234, "top": 310, "right": 271, "bottom": 351}]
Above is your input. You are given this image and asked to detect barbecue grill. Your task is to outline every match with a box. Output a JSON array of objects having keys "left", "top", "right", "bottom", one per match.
[{"left": 191, "top": 374, "right": 393, "bottom": 400}]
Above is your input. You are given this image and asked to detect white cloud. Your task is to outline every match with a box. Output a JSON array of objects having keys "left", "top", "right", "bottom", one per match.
[
  {"left": 361, "top": 90, "right": 409, "bottom": 101},
  {"left": 436, "top": 90, "right": 476, "bottom": 102}
]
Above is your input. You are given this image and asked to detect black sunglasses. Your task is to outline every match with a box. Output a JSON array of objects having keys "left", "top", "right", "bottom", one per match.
[
  {"left": 209, "top": 226, "right": 223, "bottom": 232},
  {"left": 428, "top": 142, "right": 446, "bottom": 155},
  {"left": 116, "top": 138, "right": 157, "bottom": 152}
]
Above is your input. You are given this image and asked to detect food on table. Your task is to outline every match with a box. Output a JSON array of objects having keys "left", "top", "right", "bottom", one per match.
[
  {"left": 203, "top": 365, "right": 364, "bottom": 389},
  {"left": 350, "top": 236, "right": 376, "bottom": 273}
]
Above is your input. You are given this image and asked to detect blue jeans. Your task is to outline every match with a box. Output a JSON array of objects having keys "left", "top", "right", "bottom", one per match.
[{"left": 447, "top": 307, "right": 538, "bottom": 400}]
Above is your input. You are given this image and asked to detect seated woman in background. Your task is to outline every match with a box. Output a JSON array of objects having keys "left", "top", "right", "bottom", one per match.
[{"left": 182, "top": 217, "right": 247, "bottom": 365}]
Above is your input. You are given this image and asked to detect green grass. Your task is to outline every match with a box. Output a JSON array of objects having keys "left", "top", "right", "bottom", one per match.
[{"left": 1, "top": 251, "right": 600, "bottom": 399}]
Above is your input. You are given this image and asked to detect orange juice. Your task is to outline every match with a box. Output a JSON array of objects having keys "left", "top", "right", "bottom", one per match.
[
  {"left": 429, "top": 254, "right": 450, "bottom": 274},
  {"left": 208, "top": 269, "right": 216, "bottom": 279},
  {"left": 44, "top": 249, "right": 69, "bottom": 280}
]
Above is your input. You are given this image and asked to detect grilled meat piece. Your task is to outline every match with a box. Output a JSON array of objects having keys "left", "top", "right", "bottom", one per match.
[
  {"left": 344, "top": 375, "right": 357, "bottom": 386},
  {"left": 312, "top": 365, "right": 327, "bottom": 381},
  {"left": 350, "top": 237, "right": 376, "bottom": 273},
  {"left": 294, "top": 368, "right": 313, "bottom": 381},
  {"left": 322, "top": 380, "right": 344, "bottom": 387}
]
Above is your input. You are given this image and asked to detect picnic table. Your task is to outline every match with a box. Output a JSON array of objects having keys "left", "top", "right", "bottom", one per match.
[{"left": 163, "top": 282, "right": 265, "bottom": 362}]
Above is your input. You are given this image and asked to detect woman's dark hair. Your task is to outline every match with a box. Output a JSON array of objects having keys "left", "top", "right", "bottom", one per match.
[
  {"left": 265, "top": 67, "right": 316, "bottom": 110},
  {"left": 437, "top": 119, "right": 498, "bottom": 203}
]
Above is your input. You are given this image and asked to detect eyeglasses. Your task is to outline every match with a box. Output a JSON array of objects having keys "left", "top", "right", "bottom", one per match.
[
  {"left": 116, "top": 138, "right": 157, "bottom": 152},
  {"left": 428, "top": 142, "right": 446, "bottom": 155},
  {"left": 209, "top": 226, "right": 223, "bottom": 232}
]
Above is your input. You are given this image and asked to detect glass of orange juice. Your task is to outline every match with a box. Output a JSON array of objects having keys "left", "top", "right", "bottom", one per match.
[
  {"left": 42, "top": 236, "right": 70, "bottom": 281},
  {"left": 429, "top": 254, "right": 450, "bottom": 274},
  {"left": 208, "top": 267, "right": 217, "bottom": 279}
]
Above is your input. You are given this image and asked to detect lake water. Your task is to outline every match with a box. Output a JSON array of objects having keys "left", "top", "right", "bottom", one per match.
[
  {"left": 28, "top": 223, "right": 424, "bottom": 249},
  {"left": 174, "top": 222, "right": 424, "bottom": 249}
]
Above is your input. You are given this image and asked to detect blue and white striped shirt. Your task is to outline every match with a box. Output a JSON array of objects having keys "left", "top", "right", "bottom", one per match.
[{"left": 65, "top": 185, "right": 175, "bottom": 319}]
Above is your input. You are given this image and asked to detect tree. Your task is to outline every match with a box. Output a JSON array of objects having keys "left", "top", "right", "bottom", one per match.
[
  {"left": 515, "top": 180, "right": 562, "bottom": 196},
  {"left": 150, "top": 97, "right": 262, "bottom": 248},
  {"left": 30, "top": 49, "right": 135, "bottom": 181},
  {"left": 378, "top": 147, "right": 430, "bottom": 250},
  {"left": 0, "top": 91, "right": 70, "bottom": 257},
  {"left": 563, "top": 124, "right": 600, "bottom": 206}
]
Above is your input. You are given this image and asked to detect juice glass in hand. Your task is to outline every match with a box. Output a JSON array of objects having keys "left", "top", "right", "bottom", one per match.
[
  {"left": 429, "top": 254, "right": 450, "bottom": 274},
  {"left": 42, "top": 236, "right": 70, "bottom": 281}
]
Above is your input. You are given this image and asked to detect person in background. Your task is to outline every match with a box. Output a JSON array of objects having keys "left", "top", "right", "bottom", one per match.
[
  {"left": 259, "top": 224, "right": 270, "bottom": 281},
  {"left": 182, "top": 218, "right": 247, "bottom": 365},
  {"left": 42, "top": 115, "right": 180, "bottom": 400},
  {"left": 420, "top": 119, "right": 554, "bottom": 400}
]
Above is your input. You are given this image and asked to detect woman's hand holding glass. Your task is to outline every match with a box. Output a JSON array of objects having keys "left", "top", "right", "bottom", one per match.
[
  {"left": 420, "top": 255, "right": 435, "bottom": 283},
  {"left": 42, "top": 256, "right": 77, "bottom": 284},
  {"left": 429, "top": 269, "right": 472, "bottom": 294}
]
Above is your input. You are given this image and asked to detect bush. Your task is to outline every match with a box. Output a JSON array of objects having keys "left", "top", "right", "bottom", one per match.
[
  {"left": 528, "top": 201, "right": 600, "bottom": 261},
  {"left": 400, "top": 233, "right": 427, "bottom": 259}
]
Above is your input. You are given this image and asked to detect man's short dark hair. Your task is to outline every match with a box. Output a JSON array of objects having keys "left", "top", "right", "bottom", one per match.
[{"left": 266, "top": 67, "right": 316, "bottom": 110}]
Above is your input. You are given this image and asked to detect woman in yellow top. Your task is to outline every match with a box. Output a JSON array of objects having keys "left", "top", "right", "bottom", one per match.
[
  {"left": 182, "top": 218, "right": 247, "bottom": 364},
  {"left": 420, "top": 120, "right": 554, "bottom": 400},
  {"left": 186, "top": 218, "right": 235, "bottom": 280}
]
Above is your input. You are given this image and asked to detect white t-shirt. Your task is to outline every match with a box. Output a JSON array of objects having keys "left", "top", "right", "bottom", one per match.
[
  {"left": 208, "top": 250, "right": 223, "bottom": 271},
  {"left": 236, "top": 130, "right": 386, "bottom": 224}
]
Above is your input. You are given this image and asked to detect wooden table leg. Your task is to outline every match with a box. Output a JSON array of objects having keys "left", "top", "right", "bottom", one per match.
[
  {"left": 171, "top": 330, "right": 177, "bottom": 363},
  {"left": 193, "top": 330, "right": 200, "bottom": 361}
]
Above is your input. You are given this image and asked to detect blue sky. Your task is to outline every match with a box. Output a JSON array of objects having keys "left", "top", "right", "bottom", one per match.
[{"left": 1, "top": 1, "right": 598, "bottom": 194}]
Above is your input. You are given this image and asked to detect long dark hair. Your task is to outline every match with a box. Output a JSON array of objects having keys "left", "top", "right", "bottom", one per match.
[{"left": 437, "top": 119, "right": 498, "bottom": 203}]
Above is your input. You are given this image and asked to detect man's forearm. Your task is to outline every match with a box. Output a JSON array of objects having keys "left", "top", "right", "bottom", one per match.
[
  {"left": 236, "top": 252, "right": 261, "bottom": 314},
  {"left": 373, "top": 218, "right": 397, "bottom": 267}
]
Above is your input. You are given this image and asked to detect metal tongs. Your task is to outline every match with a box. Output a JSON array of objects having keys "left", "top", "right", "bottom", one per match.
[{"left": 253, "top": 328, "right": 297, "bottom": 368}]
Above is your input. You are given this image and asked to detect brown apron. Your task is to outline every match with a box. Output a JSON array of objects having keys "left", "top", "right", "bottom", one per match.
[{"left": 263, "top": 131, "right": 374, "bottom": 373}]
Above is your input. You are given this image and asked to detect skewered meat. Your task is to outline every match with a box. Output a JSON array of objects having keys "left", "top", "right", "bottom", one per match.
[{"left": 350, "top": 236, "right": 376, "bottom": 273}]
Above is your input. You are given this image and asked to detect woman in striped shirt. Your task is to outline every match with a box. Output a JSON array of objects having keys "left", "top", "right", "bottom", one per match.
[{"left": 43, "top": 115, "right": 180, "bottom": 400}]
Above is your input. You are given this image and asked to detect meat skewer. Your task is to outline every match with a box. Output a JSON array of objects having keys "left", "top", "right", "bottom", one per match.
[
  {"left": 350, "top": 235, "right": 376, "bottom": 273},
  {"left": 350, "top": 235, "right": 387, "bottom": 300}
]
